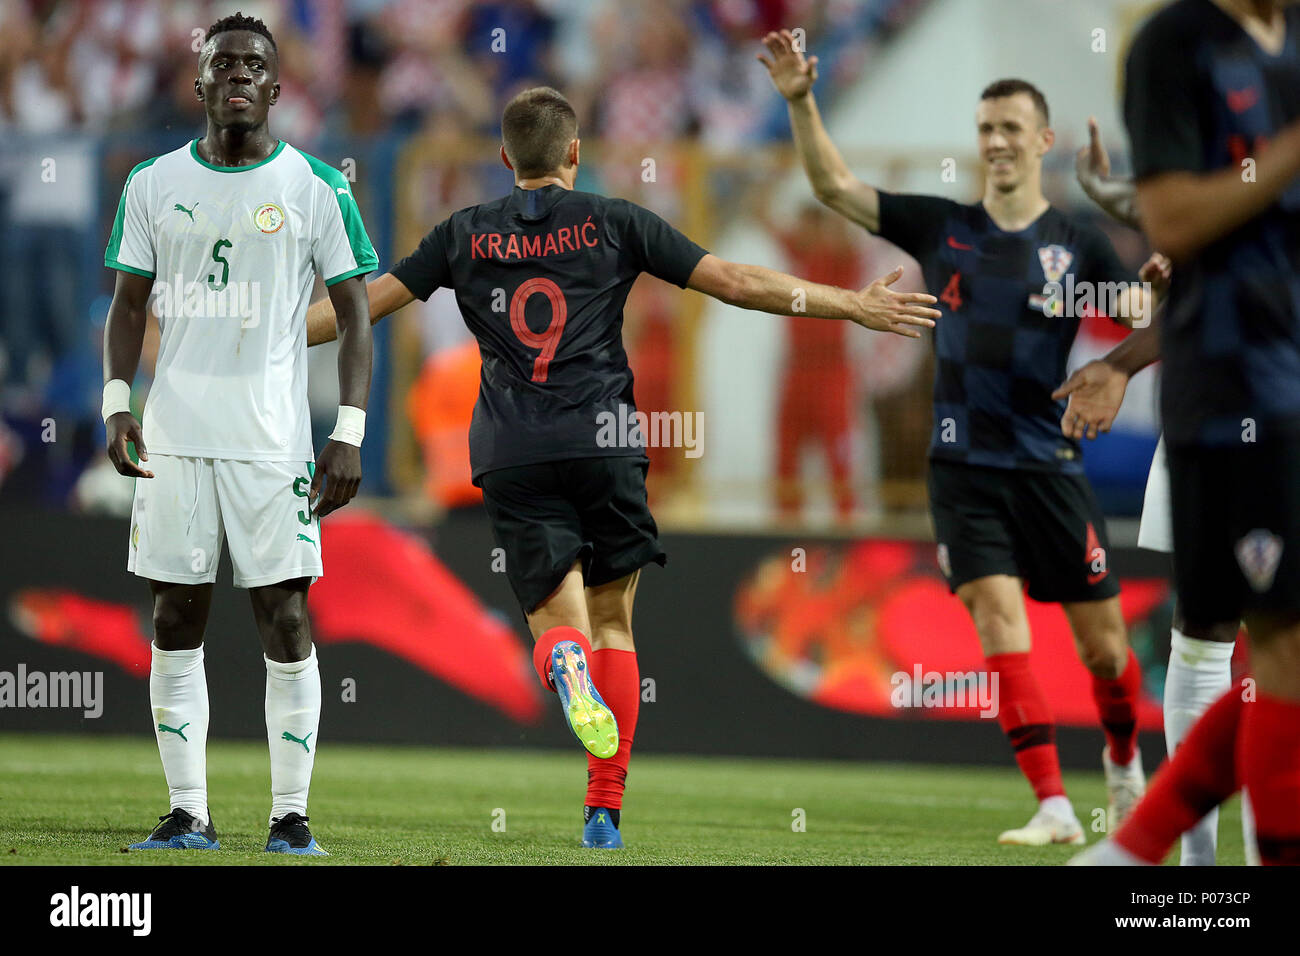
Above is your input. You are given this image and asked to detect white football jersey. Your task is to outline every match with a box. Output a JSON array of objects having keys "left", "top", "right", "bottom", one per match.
[{"left": 105, "top": 139, "right": 377, "bottom": 460}]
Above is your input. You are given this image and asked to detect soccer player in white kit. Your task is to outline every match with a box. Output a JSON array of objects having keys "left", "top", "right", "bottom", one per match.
[
  {"left": 101, "top": 14, "right": 375, "bottom": 854},
  {"left": 1054, "top": 119, "right": 1256, "bottom": 865}
]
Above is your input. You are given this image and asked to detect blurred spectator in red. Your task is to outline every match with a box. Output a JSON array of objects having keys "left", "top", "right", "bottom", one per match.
[{"left": 766, "top": 202, "right": 863, "bottom": 519}]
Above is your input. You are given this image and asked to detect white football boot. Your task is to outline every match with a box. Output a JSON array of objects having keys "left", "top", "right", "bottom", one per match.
[
  {"left": 998, "top": 806, "right": 1086, "bottom": 846},
  {"left": 1103, "top": 745, "right": 1146, "bottom": 830}
]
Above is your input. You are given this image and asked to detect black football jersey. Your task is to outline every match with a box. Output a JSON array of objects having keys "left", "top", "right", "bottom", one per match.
[{"left": 391, "top": 185, "right": 708, "bottom": 480}]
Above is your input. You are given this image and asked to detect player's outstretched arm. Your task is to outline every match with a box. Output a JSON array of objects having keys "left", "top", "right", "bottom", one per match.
[
  {"left": 758, "top": 30, "right": 881, "bottom": 232},
  {"left": 1138, "top": 118, "right": 1300, "bottom": 261},
  {"left": 305, "top": 272, "right": 416, "bottom": 347},
  {"left": 686, "top": 254, "right": 938, "bottom": 337},
  {"left": 1052, "top": 308, "right": 1162, "bottom": 440},
  {"left": 102, "top": 270, "right": 156, "bottom": 479},
  {"left": 1076, "top": 118, "right": 1141, "bottom": 231},
  {"left": 311, "top": 275, "right": 373, "bottom": 518}
]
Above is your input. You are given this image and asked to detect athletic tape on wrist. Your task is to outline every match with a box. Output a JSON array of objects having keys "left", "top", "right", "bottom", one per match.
[
  {"left": 329, "top": 405, "right": 366, "bottom": 447},
  {"left": 101, "top": 379, "right": 132, "bottom": 423}
]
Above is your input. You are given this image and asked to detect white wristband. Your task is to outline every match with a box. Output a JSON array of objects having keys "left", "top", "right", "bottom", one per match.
[
  {"left": 329, "top": 405, "right": 366, "bottom": 447},
  {"left": 102, "top": 379, "right": 132, "bottom": 423}
]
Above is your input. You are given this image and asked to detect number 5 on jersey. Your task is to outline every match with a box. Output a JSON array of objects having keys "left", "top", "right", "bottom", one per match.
[{"left": 509, "top": 277, "right": 567, "bottom": 383}]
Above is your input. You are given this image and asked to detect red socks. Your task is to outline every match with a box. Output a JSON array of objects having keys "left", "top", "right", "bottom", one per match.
[
  {"left": 585, "top": 648, "right": 640, "bottom": 811},
  {"left": 1091, "top": 647, "right": 1142, "bottom": 766},
  {"left": 533, "top": 629, "right": 639, "bottom": 812},
  {"left": 1240, "top": 692, "right": 1300, "bottom": 865},
  {"left": 532, "top": 626, "right": 591, "bottom": 692},
  {"left": 1114, "top": 687, "right": 1242, "bottom": 863},
  {"left": 987, "top": 652, "right": 1066, "bottom": 801}
]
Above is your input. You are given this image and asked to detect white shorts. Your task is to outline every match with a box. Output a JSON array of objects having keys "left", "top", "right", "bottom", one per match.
[
  {"left": 128, "top": 455, "right": 323, "bottom": 588},
  {"left": 1137, "top": 434, "right": 1172, "bottom": 554}
]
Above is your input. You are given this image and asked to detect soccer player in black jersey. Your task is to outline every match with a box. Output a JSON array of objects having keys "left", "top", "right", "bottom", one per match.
[
  {"left": 761, "top": 30, "right": 1160, "bottom": 845},
  {"left": 305, "top": 86, "right": 939, "bottom": 848},
  {"left": 1070, "top": 0, "right": 1300, "bottom": 867}
]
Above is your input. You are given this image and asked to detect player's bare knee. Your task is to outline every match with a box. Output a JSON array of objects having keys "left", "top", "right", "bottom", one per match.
[
  {"left": 266, "top": 604, "right": 310, "bottom": 657},
  {"left": 1075, "top": 627, "right": 1128, "bottom": 678},
  {"left": 1182, "top": 619, "right": 1240, "bottom": 644},
  {"left": 590, "top": 622, "right": 634, "bottom": 652},
  {"left": 962, "top": 596, "right": 1021, "bottom": 648},
  {"left": 151, "top": 590, "right": 206, "bottom": 649}
]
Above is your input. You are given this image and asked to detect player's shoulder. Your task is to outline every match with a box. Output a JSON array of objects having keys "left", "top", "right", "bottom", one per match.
[
  {"left": 1129, "top": 0, "right": 1221, "bottom": 58},
  {"left": 880, "top": 189, "right": 966, "bottom": 224},
  {"left": 123, "top": 141, "right": 191, "bottom": 189},
  {"left": 880, "top": 189, "right": 963, "bottom": 210},
  {"left": 1043, "top": 205, "right": 1105, "bottom": 240},
  {"left": 285, "top": 144, "right": 352, "bottom": 193},
  {"left": 1042, "top": 206, "right": 1116, "bottom": 259}
]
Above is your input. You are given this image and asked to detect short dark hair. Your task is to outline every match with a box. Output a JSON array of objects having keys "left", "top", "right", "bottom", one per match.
[
  {"left": 204, "top": 11, "right": 277, "bottom": 53},
  {"left": 501, "top": 87, "right": 578, "bottom": 179},
  {"left": 979, "top": 78, "right": 1049, "bottom": 126}
]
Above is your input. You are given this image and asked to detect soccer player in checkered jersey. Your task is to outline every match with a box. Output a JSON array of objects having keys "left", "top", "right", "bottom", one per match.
[
  {"left": 103, "top": 13, "right": 376, "bottom": 854},
  {"left": 305, "top": 86, "right": 939, "bottom": 848},
  {"left": 762, "top": 30, "right": 1162, "bottom": 845},
  {"left": 1056, "top": 117, "right": 1260, "bottom": 865},
  {"left": 1071, "top": 0, "right": 1300, "bottom": 866}
]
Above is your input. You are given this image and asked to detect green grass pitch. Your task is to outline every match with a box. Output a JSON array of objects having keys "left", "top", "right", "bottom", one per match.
[{"left": 0, "top": 734, "right": 1247, "bottom": 865}]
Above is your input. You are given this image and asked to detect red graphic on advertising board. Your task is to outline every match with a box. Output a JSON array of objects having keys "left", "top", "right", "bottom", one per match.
[
  {"left": 7, "top": 512, "right": 542, "bottom": 723},
  {"left": 735, "top": 540, "right": 1168, "bottom": 728},
  {"left": 308, "top": 512, "right": 542, "bottom": 723},
  {"left": 9, "top": 589, "right": 152, "bottom": 676}
]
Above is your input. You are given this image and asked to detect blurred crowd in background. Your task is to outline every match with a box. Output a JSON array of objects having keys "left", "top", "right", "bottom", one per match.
[{"left": 0, "top": 0, "right": 1151, "bottom": 527}]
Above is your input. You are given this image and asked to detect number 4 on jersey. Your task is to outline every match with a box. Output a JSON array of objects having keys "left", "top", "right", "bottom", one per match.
[
  {"left": 510, "top": 277, "right": 567, "bottom": 383},
  {"left": 940, "top": 271, "right": 963, "bottom": 311}
]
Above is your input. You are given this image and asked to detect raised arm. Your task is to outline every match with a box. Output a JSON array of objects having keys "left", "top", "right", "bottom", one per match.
[
  {"left": 1075, "top": 118, "right": 1142, "bottom": 231},
  {"left": 102, "top": 270, "right": 157, "bottom": 479},
  {"left": 306, "top": 271, "right": 416, "bottom": 347},
  {"left": 686, "top": 254, "right": 938, "bottom": 337},
  {"left": 758, "top": 30, "right": 880, "bottom": 232}
]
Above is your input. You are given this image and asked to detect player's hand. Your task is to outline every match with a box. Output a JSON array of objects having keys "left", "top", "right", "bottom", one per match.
[
  {"left": 1138, "top": 251, "right": 1172, "bottom": 297},
  {"left": 1051, "top": 359, "right": 1129, "bottom": 440},
  {"left": 105, "top": 411, "right": 154, "bottom": 478},
  {"left": 853, "top": 266, "right": 940, "bottom": 338},
  {"left": 310, "top": 440, "right": 361, "bottom": 518},
  {"left": 1075, "top": 116, "right": 1111, "bottom": 192},
  {"left": 757, "top": 30, "right": 818, "bottom": 101}
]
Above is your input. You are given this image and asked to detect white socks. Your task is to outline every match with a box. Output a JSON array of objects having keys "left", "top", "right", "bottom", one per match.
[
  {"left": 265, "top": 645, "right": 321, "bottom": 825},
  {"left": 149, "top": 643, "right": 210, "bottom": 826},
  {"left": 1164, "top": 629, "right": 1234, "bottom": 865}
]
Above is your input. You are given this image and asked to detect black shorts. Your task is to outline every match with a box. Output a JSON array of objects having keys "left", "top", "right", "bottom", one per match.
[
  {"left": 927, "top": 459, "right": 1120, "bottom": 604},
  {"left": 1168, "top": 435, "right": 1300, "bottom": 630},
  {"left": 478, "top": 456, "right": 665, "bottom": 614}
]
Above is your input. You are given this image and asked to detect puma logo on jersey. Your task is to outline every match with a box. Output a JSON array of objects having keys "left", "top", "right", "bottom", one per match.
[
  {"left": 173, "top": 202, "right": 198, "bottom": 221},
  {"left": 1085, "top": 522, "right": 1108, "bottom": 584},
  {"left": 296, "top": 532, "right": 317, "bottom": 548},
  {"left": 336, "top": 187, "right": 353, "bottom": 199}
]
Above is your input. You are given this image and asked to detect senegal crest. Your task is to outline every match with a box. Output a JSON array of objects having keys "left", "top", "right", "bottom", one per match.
[{"left": 253, "top": 202, "right": 285, "bottom": 234}]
